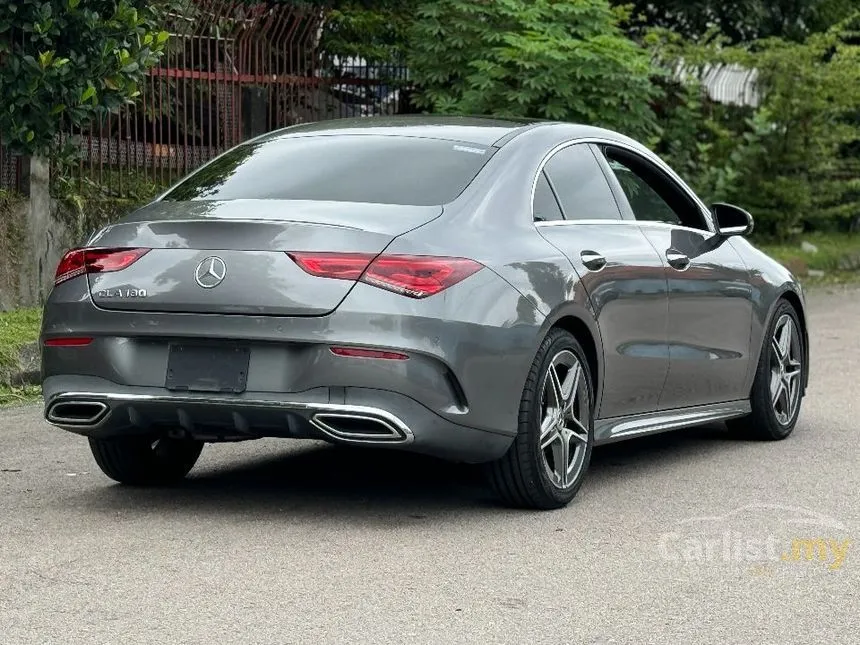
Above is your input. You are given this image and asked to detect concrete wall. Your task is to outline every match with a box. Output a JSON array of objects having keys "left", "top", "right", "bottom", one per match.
[{"left": 0, "top": 157, "right": 71, "bottom": 310}]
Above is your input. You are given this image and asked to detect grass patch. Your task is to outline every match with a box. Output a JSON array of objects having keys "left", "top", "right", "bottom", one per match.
[
  {"left": 0, "top": 307, "right": 43, "bottom": 407},
  {"left": 0, "top": 307, "right": 42, "bottom": 370},
  {"left": 757, "top": 232, "right": 860, "bottom": 278},
  {"left": 0, "top": 384, "right": 41, "bottom": 407}
]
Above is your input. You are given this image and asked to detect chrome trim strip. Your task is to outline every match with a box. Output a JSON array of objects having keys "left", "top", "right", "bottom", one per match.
[
  {"left": 593, "top": 401, "right": 751, "bottom": 445},
  {"left": 535, "top": 219, "right": 715, "bottom": 237},
  {"left": 529, "top": 137, "right": 716, "bottom": 233},
  {"left": 45, "top": 391, "right": 415, "bottom": 444}
]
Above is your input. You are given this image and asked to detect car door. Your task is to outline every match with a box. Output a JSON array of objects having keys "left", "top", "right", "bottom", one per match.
[
  {"left": 596, "top": 144, "right": 754, "bottom": 410},
  {"left": 535, "top": 143, "right": 670, "bottom": 419}
]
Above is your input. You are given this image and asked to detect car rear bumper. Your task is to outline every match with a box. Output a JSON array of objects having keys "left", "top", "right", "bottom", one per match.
[
  {"left": 42, "top": 376, "right": 515, "bottom": 464},
  {"left": 42, "top": 272, "right": 545, "bottom": 439}
]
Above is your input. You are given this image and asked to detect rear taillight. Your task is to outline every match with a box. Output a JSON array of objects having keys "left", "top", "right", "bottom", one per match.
[
  {"left": 54, "top": 248, "right": 150, "bottom": 286},
  {"left": 288, "top": 252, "right": 482, "bottom": 299},
  {"left": 287, "top": 252, "right": 373, "bottom": 281}
]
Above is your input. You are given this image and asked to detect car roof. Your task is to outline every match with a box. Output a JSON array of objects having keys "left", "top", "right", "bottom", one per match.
[{"left": 257, "top": 115, "right": 615, "bottom": 148}]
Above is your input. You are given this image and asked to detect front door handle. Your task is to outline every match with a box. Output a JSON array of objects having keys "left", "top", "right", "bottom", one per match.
[
  {"left": 666, "top": 249, "right": 691, "bottom": 271},
  {"left": 580, "top": 250, "right": 607, "bottom": 271}
]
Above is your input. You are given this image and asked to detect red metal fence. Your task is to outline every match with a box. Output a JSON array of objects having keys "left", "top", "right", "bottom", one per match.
[{"left": 0, "top": 1, "right": 409, "bottom": 197}]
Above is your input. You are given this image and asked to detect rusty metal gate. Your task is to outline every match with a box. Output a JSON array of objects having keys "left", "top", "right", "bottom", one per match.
[{"left": 1, "top": 1, "right": 409, "bottom": 197}]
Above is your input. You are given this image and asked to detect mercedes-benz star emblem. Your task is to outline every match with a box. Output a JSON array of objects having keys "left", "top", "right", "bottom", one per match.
[{"left": 195, "top": 256, "right": 227, "bottom": 289}]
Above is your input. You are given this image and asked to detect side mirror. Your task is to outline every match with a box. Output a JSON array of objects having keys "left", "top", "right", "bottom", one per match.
[{"left": 712, "top": 203, "right": 754, "bottom": 237}]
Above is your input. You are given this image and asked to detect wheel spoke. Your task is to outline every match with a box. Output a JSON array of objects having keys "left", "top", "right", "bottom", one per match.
[
  {"left": 771, "top": 337, "right": 784, "bottom": 361},
  {"left": 770, "top": 374, "right": 785, "bottom": 409},
  {"left": 786, "top": 376, "right": 799, "bottom": 416},
  {"left": 553, "top": 433, "right": 571, "bottom": 487},
  {"left": 541, "top": 405, "right": 558, "bottom": 433},
  {"left": 568, "top": 416, "right": 590, "bottom": 446},
  {"left": 777, "top": 318, "right": 792, "bottom": 360},
  {"left": 786, "top": 358, "right": 802, "bottom": 376},
  {"left": 541, "top": 424, "right": 561, "bottom": 451},
  {"left": 777, "top": 379, "right": 791, "bottom": 416},
  {"left": 560, "top": 361, "right": 581, "bottom": 417},
  {"left": 547, "top": 363, "right": 564, "bottom": 409}
]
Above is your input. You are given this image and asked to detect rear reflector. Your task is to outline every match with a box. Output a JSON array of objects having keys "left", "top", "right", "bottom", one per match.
[
  {"left": 55, "top": 248, "right": 150, "bottom": 286},
  {"left": 44, "top": 337, "right": 93, "bottom": 347},
  {"left": 330, "top": 346, "right": 409, "bottom": 360},
  {"left": 288, "top": 252, "right": 483, "bottom": 299}
]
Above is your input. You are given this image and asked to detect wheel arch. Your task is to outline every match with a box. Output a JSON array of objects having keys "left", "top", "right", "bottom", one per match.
[
  {"left": 778, "top": 289, "right": 810, "bottom": 393},
  {"left": 751, "top": 288, "right": 809, "bottom": 396},
  {"left": 543, "top": 312, "right": 604, "bottom": 414}
]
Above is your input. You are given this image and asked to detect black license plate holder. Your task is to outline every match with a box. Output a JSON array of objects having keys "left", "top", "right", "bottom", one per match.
[{"left": 165, "top": 344, "right": 250, "bottom": 394}]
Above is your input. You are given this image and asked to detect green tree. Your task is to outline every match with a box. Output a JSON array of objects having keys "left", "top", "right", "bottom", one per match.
[
  {"left": 408, "top": 0, "right": 659, "bottom": 140},
  {"left": 0, "top": 0, "right": 169, "bottom": 157},
  {"left": 617, "top": 0, "right": 860, "bottom": 43},
  {"left": 651, "top": 18, "right": 860, "bottom": 238},
  {"left": 0, "top": 0, "right": 170, "bottom": 305}
]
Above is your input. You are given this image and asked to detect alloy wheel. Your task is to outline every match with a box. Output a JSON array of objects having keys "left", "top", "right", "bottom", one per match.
[
  {"left": 539, "top": 350, "right": 591, "bottom": 489},
  {"left": 770, "top": 314, "right": 803, "bottom": 426}
]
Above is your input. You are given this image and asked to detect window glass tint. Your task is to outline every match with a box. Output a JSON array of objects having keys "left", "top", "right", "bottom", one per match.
[
  {"left": 533, "top": 172, "right": 564, "bottom": 222},
  {"left": 544, "top": 145, "right": 621, "bottom": 220},
  {"left": 606, "top": 158, "right": 682, "bottom": 225},
  {"left": 603, "top": 149, "right": 708, "bottom": 229},
  {"left": 164, "top": 135, "right": 497, "bottom": 206}
]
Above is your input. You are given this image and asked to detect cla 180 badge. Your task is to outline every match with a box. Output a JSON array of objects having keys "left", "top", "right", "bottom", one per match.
[{"left": 96, "top": 288, "right": 148, "bottom": 298}]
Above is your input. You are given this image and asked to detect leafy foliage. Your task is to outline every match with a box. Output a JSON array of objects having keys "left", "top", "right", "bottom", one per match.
[
  {"left": 0, "top": 0, "right": 169, "bottom": 156},
  {"left": 408, "top": 0, "right": 659, "bottom": 140},
  {"left": 651, "top": 17, "right": 860, "bottom": 238},
  {"left": 322, "top": 0, "right": 416, "bottom": 63},
  {"left": 617, "top": 0, "right": 860, "bottom": 43}
]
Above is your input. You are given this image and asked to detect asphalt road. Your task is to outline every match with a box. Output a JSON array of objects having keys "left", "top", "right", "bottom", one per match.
[{"left": 1, "top": 286, "right": 858, "bottom": 645}]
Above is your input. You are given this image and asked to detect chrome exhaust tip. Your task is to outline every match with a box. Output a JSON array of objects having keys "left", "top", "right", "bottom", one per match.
[
  {"left": 47, "top": 401, "right": 109, "bottom": 427},
  {"left": 311, "top": 412, "right": 411, "bottom": 444}
]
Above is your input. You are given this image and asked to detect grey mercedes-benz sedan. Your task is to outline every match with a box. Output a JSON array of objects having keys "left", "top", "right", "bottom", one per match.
[{"left": 41, "top": 116, "right": 808, "bottom": 509}]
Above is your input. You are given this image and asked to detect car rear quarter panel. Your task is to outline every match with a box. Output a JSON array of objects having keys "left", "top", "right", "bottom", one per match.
[{"left": 385, "top": 127, "right": 608, "bottom": 414}]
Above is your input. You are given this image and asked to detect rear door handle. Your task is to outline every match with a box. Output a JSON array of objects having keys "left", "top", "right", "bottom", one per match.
[
  {"left": 666, "top": 249, "right": 690, "bottom": 271},
  {"left": 580, "top": 250, "right": 607, "bottom": 271}
]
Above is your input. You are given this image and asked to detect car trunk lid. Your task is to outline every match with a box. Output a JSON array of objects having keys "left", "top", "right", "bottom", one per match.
[{"left": 85, "top": 199, "right": 442, "bottom": 316}]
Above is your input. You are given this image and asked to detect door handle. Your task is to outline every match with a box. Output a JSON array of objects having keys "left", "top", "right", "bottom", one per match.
[
  {"left": 666, "top": 249, "right": 690, "bottom": 271},
  {"left": 580, "top": 250, "right": 607, "bottom": 271}
]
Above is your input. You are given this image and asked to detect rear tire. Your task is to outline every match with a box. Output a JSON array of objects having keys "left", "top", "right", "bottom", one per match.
[
  {"left": 486, "top": 329, "right": 594, "bottom": 510},
  {"left": 89, "top": 435, "right": 204, "bottom": 485},
  {"left": 727, "top": 299, "right": 805, "bottom": 441}
]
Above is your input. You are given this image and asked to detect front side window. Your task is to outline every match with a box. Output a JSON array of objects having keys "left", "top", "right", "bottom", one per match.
[
  {"left": 603, "top": 148, "right": 707, "bottom": 230},
  {"left": 543, "top": 144, "right": 622, "bottom": 221},
  {"left": 163, "top": 135, "right": 497, "bottom": 206}
]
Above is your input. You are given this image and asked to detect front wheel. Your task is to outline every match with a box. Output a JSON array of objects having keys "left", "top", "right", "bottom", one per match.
[
  {"left": 486, "top": 329, "right": 594, "bottom": 510},
  {"left": 728, "top": 300, "right": 805, "bottom": 441},
  {"left": 89, "top": 435, "right": 204, "bottom": 485}
]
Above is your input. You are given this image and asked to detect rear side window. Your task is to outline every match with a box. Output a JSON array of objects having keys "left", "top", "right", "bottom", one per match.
[
  {"left": 544, "top": 144, "right": 621, "bottom": 220},
  {"left": 163, "top": 135, "right": 497, "bottom": 206},
  {"left": 533, "top": 172, "right": 564, "bottom": 222}
]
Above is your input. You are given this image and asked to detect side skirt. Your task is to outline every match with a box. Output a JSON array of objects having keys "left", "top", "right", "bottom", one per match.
[{"left": 593, "top": 401, "right": 751, "bottom": 446}]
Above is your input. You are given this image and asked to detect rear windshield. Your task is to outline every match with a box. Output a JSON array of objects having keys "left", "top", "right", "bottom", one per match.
[{"left": 163, "top": 135, "right": 496, "bottom": 206}]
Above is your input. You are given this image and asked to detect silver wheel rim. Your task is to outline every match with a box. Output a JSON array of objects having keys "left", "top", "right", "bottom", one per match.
[
  {"left": 770, "top": 314, "right": 803, "bottom": 426},
  {"left": 539, "top": 350, "right": 590, "bottom": 490}
]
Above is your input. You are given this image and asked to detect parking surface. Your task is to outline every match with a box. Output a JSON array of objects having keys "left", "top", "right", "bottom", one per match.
[{"left": 1, "top": 286, "right": 858, "bottom": 644}]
